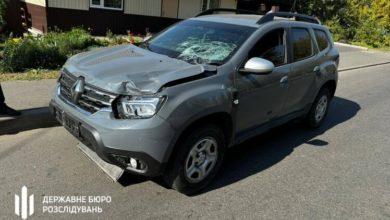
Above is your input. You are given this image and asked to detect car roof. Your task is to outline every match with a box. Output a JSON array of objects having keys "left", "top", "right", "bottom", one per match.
[
  {"left": 190, "top": 14, "right": 264, "bottom": 27},
  {"left": 190, "top": 13, "right": 323, "bottom": 29}
]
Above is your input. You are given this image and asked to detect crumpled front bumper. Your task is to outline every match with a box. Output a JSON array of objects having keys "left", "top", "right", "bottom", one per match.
[{"left": 49, "top": 92, "right": 177, "bottom": 177}]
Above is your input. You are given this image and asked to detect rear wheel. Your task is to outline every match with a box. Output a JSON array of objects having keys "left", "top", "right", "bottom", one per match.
[
  {"left": 305, "top": 88, "right": 332, "bottom": 128},
  {"left": 163, "top": 125, "right": 225, "bottom": 195}
]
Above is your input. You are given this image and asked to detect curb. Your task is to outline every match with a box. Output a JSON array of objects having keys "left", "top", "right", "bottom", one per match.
[
  {"left": 335, "top": 42, "right": 369, "bottom": 51},
  {"left": 339, "top": 61, "right": 390, "bottom": 72}
]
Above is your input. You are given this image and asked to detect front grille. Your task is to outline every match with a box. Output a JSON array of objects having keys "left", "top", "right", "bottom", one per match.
[{"left": 58, "top": 71, "right": 117, "bottom": 113}]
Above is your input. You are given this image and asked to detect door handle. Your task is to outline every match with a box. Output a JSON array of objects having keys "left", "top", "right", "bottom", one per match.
[
  {"left": 280, "top": 76, "right": 288, "bottom": 84},
  {"left": 314, "top": 66, "right": 321, "bottom": 76}
]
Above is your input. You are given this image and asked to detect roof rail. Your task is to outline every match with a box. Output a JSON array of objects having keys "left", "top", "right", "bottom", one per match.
[
  {"left": 257, "top": 12, "right": 321, "bottom": 25},
  {"left": 195, "top": 8, "right": 262, "bottom": 17}
]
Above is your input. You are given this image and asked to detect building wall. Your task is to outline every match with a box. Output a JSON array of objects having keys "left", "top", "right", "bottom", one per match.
[
  {"left": 5, "top": 0, "right": 48, "bottom": 34},
  {"left": 9, "top": 0, "right": 279, "bottom": 36},
  {"left": 48, "top": 0, "right": 89, "bottom": 10},
  {"left": 44, "top": 0, "right": 236, "bottom": 20},
  {"left": 20, "top": 0, "right": 46, "bottom": 7},
  {"left": 46, "top": 8, "right": 178, "bottom": 35},
  {"left": 220, "top": 0, "right": 237, "bottom": 8},
  {"left": 19, "top": 1, "right": 48, "bottom": 32},
  {"left": 42, "top": 0, "right": 178, "bottom": 35},
  {"left": 162, "top": 0, "right": 179, "bottom": 18},
  {"left": 5, "top": 0, "right": 24, "bottom": 34},
  {"left": 124, "top": 0, "right": 162, "bottom": 17},
  {"left": 178, "top": 0, "right": 202, "bottom": 19}
]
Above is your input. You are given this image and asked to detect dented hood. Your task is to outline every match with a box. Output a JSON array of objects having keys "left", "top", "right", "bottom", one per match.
[{"left": 64, "top": 44, "right": 205, "bottom": 94}]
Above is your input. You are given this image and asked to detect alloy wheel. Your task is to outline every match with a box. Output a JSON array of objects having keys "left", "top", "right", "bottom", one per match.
[
  {"left": 184, "top": 137, "right": 218, "bottom": 183},
  {"left": 315, "top": 95, "right": 328, "bottom": 123}
]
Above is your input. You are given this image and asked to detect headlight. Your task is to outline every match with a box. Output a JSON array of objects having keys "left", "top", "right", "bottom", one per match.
[{"left": 116, "top": 96, "right": 165, "bottom": 119}]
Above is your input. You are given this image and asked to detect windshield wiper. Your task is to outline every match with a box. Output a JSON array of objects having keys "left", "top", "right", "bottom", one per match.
[
  {"left": 207, "top": 62, "right": 222, "bottom": 66},
  {"left": 140, "top": 42, "right": 152, "bottom": 52}
]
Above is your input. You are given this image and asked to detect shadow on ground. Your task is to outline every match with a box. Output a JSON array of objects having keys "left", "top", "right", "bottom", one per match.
[
  {"left": 204, "top": 96, "right": 360, "bottom": 194},
  {"left": 0, "top": 107, "right": 60, "bottom": 135},
  {"left": 119, "top": 97, "right": 360, "bottom": 195}
]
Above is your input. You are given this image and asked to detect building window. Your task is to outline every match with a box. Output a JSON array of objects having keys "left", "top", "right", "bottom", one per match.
[{"left": 90, "top": 0, "right": 123, "bottom": 10}]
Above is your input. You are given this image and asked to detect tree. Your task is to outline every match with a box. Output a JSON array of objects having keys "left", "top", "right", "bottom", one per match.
[
  {"left": 289, "top": 0, "right": 390, "bottom": 47},
  {"left": 348, "top": 0, "right": 390, "bottom": 47},
  {"left": 292, "top": 0, "right": 348, "bottom": 20},
  {"left": 0, "top": 0, "right": 8, "bottom": 28}
]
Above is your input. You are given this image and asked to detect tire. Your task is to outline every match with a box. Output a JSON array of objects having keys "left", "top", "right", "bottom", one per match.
[
  {"left": 163, "top": 124, "right": 226, "bottom": 195},
  {"left": 305, "top": 88, "right": 332, "bottom": 128}
]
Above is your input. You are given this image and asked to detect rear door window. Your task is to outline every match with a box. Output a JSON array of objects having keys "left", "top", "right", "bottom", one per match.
[
  {"left": 314, "top": 29, "right": 330, "bottom": 51},
  {"left": 291, "top": 28, "right": 313, "bottom": 62}
]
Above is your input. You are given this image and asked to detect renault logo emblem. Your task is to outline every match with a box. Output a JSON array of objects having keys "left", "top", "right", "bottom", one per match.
[{"left": 71, "top": 77, "right": 85, "bottom": 103}]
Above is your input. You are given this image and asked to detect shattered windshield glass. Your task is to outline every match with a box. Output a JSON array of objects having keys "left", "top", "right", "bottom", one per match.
[{"left": 142, "top": 20, "right": 256, "bottom": 65}]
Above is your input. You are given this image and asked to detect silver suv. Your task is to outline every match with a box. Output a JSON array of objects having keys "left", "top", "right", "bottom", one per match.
[{"left": 50, "top": 10, "right": 339, "bottom": 194}]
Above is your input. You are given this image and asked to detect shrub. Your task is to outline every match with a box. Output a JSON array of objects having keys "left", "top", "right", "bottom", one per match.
[
  {"left": 0, "top": 27, "right": 148, "bottom": 72},
  {"left": 325, "top": 19, "right": 349, "bottom": 42},
  {"left": 1, "top": 28, "right": 99, "bottom": 72},
  {"left": 43, "top": 28, "right": 97, "bottom": 56},
  {"left": 292, "top": 0, "right": 390, "bottom": 48},
  {"left": 2, "top": 37, "right": 66, "bottom": 72},
  {"left": 99, "top": 29, "right": 144, "bottom": 46},
  {"left": 349, "top": 0, "right": 390, "bottom": 48},
  {"left": 353, "top": 21, "right": 389, "bottom": 48}
]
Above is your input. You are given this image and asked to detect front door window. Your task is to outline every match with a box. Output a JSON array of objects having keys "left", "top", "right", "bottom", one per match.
[{"left": 249, "top": 28, "right": 287, "bottom": 67}]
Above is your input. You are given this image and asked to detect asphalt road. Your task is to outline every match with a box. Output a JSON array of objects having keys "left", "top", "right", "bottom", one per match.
[{"left": 0, "top": 46, "right": 389, "bottom": 219}]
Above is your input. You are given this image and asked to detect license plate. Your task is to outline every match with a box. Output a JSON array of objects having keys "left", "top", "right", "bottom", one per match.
[
  {"left": 63, "top": 114, "right": 80, "bottom": 137},
  {"left": 55, "top": 109, "right": 63, "bottom": 123}
]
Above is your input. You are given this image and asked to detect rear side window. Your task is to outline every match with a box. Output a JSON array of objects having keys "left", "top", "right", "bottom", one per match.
[
  {"left": 314, "top": 29, "right": 330, "bottom": 51},
  {"left": 291, "top": 28, "right": 313, "bottom": 61}
]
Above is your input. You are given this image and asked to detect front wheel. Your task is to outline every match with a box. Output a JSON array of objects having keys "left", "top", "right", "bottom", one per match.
[
  {"left": 305, "top": 88, "right": 332, "bottom": 128},
  {"left": 163, "top": 125, "right": 226, "bottom": 195}
]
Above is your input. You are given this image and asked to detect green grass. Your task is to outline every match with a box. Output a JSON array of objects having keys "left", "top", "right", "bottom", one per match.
[{"left": 0, "top": 69, "right": 59, "bottom": 82}]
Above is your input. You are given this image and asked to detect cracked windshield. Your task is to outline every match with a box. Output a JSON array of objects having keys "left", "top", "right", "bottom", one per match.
[{"left": 142, "top": 20, "right": 255, "bottom": 65}]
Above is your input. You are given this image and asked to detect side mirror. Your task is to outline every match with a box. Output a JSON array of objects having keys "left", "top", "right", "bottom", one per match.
[{"left": 239, "top": 57, "right": 275, "bottom": 75}]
